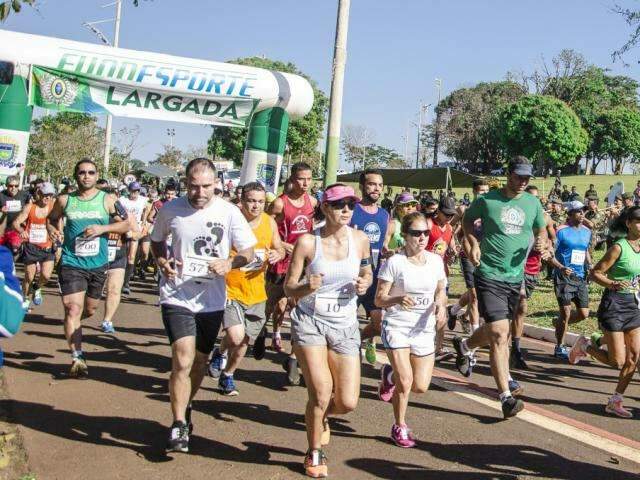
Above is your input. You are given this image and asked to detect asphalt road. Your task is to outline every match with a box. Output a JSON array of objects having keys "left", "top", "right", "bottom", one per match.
[{"left": 2, "top": 277, "right": 639, "bottom": 479}]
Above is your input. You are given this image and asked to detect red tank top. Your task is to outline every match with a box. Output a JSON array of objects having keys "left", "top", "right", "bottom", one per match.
[
  {"left": 273, "top": 193, "right": 314, "bottom": 275},
  {"left": 26, "top": 203, "right": 53, "bottom": 249}
]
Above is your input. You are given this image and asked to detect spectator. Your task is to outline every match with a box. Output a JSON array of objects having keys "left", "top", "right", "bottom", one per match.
[
  {"left": 561, "top": 185, "right": 570, "bottom": 202},
  {"left": 584, "top": 184, "right": 598, "bottom": 199},
  {"left": 568, "top": 186, "right": 580, "bottom": 201},
  {"left": 634, "top": 180, "right": 640, "bottom": 205},
  {"left": 381, "top": 193, "right": 393, "bottom": 212}
]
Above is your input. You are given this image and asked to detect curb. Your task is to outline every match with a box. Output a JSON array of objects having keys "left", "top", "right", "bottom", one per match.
[{"left": 523, "top": 323, "right": 579, "bottom": 347}]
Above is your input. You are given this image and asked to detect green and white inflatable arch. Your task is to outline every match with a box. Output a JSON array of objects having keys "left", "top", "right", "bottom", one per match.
[{"left": 0, "top": 30, "right": 314, "bottom": 190}]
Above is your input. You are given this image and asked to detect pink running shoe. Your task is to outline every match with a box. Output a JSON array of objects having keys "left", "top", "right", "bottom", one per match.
[
  {"left": 568, "top": 335, "right": 589, "bottom": 365},
  {"left": 271, "top": 334, "right": 283, "bottom": 352},
  {"left": 605, "top": 397, "right": 633, "bottom": 419},
  {"left": 391, "top": 424, "right": 416, "bottom": 448},
  {"left": 378, "top": 364, "right": 395, "bottom": 403}
]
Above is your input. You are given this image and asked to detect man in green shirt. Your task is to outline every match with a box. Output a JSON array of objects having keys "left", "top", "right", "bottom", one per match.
[
  {"left": 454, "top": 156, "right": 547, "bottom": 419},
  {"left": 47, "top": 159, "right": 131, "bottom": 377}
]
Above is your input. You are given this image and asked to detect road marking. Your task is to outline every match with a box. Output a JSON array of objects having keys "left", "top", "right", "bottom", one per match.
[{"left": 369, "top": 349, "right": 640, "bottom": 465}]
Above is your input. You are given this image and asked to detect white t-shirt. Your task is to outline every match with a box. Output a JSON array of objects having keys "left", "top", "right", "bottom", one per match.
[
  {"left": 378, "top": 251, "right": 446, "bottom": 330},
  {"left": 119, "top": 195, "right": 148, "bottom": 225},
  {"left": 150, "top": 196, "right": 256, "bottom": 312}
]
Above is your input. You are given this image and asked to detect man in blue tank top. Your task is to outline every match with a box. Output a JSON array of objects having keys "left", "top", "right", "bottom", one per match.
[
  {"left": 350, "top": 169, "right": 392, "bottom": 364},
  {"left": 47, "top": 159, "right": 131, "bottom": 378}
]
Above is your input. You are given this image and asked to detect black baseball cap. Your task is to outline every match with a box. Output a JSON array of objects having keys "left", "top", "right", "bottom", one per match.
[
  {"left": 508, "top": 156, "right": 535, "bottom": 177},
  {"left": 438, "top": 197, "right": 457, "bottom": 215}
]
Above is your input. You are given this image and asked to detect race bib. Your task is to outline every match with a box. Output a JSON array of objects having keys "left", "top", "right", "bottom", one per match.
[
  {"left": 182, "top": 253, "right": 216, "bottom": 283},
  {"left": 407, "top": 292, "right": 430, "bottom": 314},
  {"left": 570, "top": 249, "right": 586, "bottom": 265},
  {"left": 108, "top": 247, "right": 117, "bottom": 262},
  {"left": 241, "top": 249, "right": 266, "bottom": 272},
  {"left": 28, "top": 225, "right": 48, "bottom": 244},
  {"left": 372, "top": 249, "right": 380, "bottom": 270},
  {"left": 75, "top": 237, "right": 100, "bottom": 257},
  {"left": 5, "top": 200, "right": 21, "bottom": 213},
  {"left": 315, "top": 293, "right": 351, "bottom": 320}
]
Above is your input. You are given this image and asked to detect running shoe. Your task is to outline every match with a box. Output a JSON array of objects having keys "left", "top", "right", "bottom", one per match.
[
  {"left": 253, "top": 334, "right": 266, "bottom": 360},
  {"left": 452, "top": 336, "right": 473, "bottom": 377},
  {"left": 304, "top": 449, "right": 328, "bottom": 478},
  {"left": 137, "top": 268, "right": 146, "bottom": 281},
  {"left": 509, "top": 349, "right": 529, "bottom": 370},
  {"left": 321, "top": 418, "right": 330, "bottom": 446},
  {"left": 70, "top": 355, "right": 88, "bottom": 378},
  {"left": 568, "top": 335, "right": 590, "bottom": 365},
  {"left": 447, "top": 305, "right": 457, "bottom": 331},
  {"left": 208, "top": 349, "right": 227, "bottom": 378},
  {"left": 284, "top": 357, "right": 300, "bottom": 386},
  {"left": 390, "top": 423, "right": 416, "bottom": 448},
  {"left": 32, "top": 288, "right": 43, "bottom": 306},
  {"left": 605, "top": 397, "right": 633, "bottom": 419},
  {"left": 508, "top": 379, "right": 524, "bottom": 396},
  {"left": 185, "top": 403, "right": 194, "bottom": 434},
  {"left": 378, "top": 363, "right": 395, "bottom": 403},
  {"left": 121, "top": 286, "right": 131, "bottom": 295},
  {"left": 501, "top": 396, "right": 524, "bottom": 418},
  {"left": 21, "top": 299, "right": 31, "bottom": 311},
  {"left": 272, "top": 334, "right": 283, "bottom": 352},
  {"left": 101, "top": 321, "right": 115, "bottom": 334},
  {"left": 166, "top": 421, "right": 189, "bottom": 453},
  {"left": 435, "top": 347, "right": 455, "bottom": 363},
  {"left": 365, "top": 340, "right": 377, "bottom": 365},
  {"left": 553, "top": 344, "right": 569, "bottom": 360},
  {"left": 590, "top": 331, "right": 603, "bottom": 348},
  {"left": 219, "top": 373, "right": 239, "bottom": 396}
]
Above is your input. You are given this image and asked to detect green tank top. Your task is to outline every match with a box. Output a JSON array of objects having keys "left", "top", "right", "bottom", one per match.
[
  {"left": 62, "top": 190, "right": 110, "bottom": 269},
  {"left": 388, "top": 218, "right": 405, "bottom": 250},
  {"left": 608, "top": 239, "right": 640, "bottom": 294}
]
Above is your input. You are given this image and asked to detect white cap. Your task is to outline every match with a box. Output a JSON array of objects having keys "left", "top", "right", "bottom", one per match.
[{"left": 39, "top": 182, "right": 56, "bottom": 195}]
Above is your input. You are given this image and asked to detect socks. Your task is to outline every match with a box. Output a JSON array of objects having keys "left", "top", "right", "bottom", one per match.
[
  {"left": 499, "top": 391, "right": 512, "bottom": 403},
  {"left": 386, "top": 368, "right": 395, "bottom": 386},
  {"left": 512, "top": 337, "right": 521, "bottom": 353},
  {"left": 273, "top": 331, "right": 281, "bottom": 339},
  {"left": 71, "top": 350, "right": 83, "bottom": 359},
  {"left": 451, "top": 303, "right": 462, "bottom": 316},
  {"left": 580, "top": 338, "right": 591, "bottom": 354},
  {"left": 507, "top": 374, "right": 514, "bottom": 382},
  {"left": 612, "top": 392, "right": 623, "bottom": 402},
  {"left": 460, "top": 339, "right": 470, "bottom": 355}
]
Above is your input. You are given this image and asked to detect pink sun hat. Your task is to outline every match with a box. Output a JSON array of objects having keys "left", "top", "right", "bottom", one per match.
[{"left": 322, "top": 184, "right": 360, "bottom": 203}]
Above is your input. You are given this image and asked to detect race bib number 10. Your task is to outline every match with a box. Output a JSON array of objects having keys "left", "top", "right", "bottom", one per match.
[{"left": 315, "top": 294, "right": 350, "bottom": 319}]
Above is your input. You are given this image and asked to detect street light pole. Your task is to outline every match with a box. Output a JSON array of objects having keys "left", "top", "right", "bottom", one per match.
[
  {"left": 433, "top": 78, "right": 442, "bottom": 166},
  {"left": 323, "top": 0, "right": 351, "bottom": 187},
  {"left": 167, "top": 128, "right": 175, "bottom": 148},
  {"left": 414, "top": 103, "right": 429, "bottom": 169},
  {"left": 103, "top": 0, "right": 122, "bottom": 176}
]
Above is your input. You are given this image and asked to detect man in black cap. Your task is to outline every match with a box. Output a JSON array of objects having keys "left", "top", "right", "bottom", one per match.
[
  {"left": 454, "top": 156, "right": 548, "bottom": 418},
  {"left": 583, "top": 195, "right": 607, "bottom": 250}
]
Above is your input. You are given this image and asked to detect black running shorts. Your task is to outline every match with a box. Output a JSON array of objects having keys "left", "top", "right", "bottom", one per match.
[
  {"left": 460, "top": 256, "right": 476, "bottom": 289},
  {"left": 554, "top": 273, "right": 589, "bottom": 309},
  {"left": 58, "top": 264, "right": 107, "bottom": 299},
  {"left": 160, "top": 304, "right": 224, "bottom": 355},
  {"left": 21, "top": 243, "right": 55, "bottom": 266},
  {"left": 597, "top": 290, "right": 640, "bottom": 333},
  {"left": 474, "top": 273, "right": 521, "bottom": 323}
]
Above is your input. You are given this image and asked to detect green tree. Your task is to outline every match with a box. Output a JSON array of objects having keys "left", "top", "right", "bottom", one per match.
[
  {"left": 497, "top": 95, "right": 589, "bottom": 173},
  {"left": 152, "top": 145, "right": 184, "bottom": 171},
  {"left": 207, "top": 56, "right": 328, "bottom": 166},
  {"left": 0, "top": 0, "right": 35, "bottom": 21},
  {"left": 592, "top": 106, "right": 640, "bottom": 175},
  {"left": 362, "top": 144, "right": 406, "bottom": 169},
  {"left": 27, "top": 112, "right": 104, "bottom": 184}
]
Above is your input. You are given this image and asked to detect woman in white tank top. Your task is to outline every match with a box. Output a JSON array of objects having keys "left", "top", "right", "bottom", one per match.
[
  {"left": 374, "top": 212, "right": 447, "bottom": 448},
  {"left": 284, "top": 184, "right": 372, "bottom": 478}
]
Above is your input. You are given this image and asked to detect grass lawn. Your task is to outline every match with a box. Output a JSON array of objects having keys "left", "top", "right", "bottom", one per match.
[{"left": 446, "top": 250, "right": 608, "bottom": 336}]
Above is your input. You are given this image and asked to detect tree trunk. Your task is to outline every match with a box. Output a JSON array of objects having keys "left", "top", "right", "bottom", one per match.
[
  {"left": 584, "top": 155, "right": 591, "bottom": 176},
  {"left": 614, "top": 158, "right": 623, "bottom": 175}
]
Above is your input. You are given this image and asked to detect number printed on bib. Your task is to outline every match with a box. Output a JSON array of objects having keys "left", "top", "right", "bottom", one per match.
[
  {"left": 29, "top": 225, "right": 48, "bottom": 244},
  {"left": 407, "top": 292, "right": 429, "bottom": 314},
  {"left": 75, "top": 237, "right": 100, "bottom": 257},
  {"left": 241, "top": 249, "right": 266, "bottom": 272},
  {"left": 183, "top": 253, "right": 215, "bottom": 283},
  {"left": 315, "top": 293, "right": 350, "bottom": 319},
  {"left": 570, "top": 249, "right": 586, "bottom": 265},
  {"left": 108, "top": 247, "right": 117, "bottom": 262},
  {"left": 5, "top": 200, "right": 21, "bottom": 213}
]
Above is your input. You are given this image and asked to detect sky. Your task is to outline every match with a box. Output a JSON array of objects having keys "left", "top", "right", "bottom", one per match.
[{"left": 3, "top": 0, "right": 640, "bottom": 169}]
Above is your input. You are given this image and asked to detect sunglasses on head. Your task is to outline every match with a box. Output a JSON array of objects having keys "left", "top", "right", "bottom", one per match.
[
  {"left": 77, "top": 170, "right": 97, "bottom": 176},
  {"left": 407, "top": 229, "right": 430, "bottom": 238},
  {"left": 327, "top": 198, "right": 356, "bottom": 210}
]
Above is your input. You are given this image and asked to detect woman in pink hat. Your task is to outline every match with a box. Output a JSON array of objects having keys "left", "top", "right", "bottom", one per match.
[{"left": 285, "top": 183, "right": 373, "bottom": 478}]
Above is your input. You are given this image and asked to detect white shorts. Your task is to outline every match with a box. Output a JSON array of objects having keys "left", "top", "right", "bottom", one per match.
[{"left": 381, "top": 323, "right": 435, "bottom": 357}]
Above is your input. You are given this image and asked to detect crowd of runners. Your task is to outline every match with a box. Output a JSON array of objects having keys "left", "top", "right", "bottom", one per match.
[{"left": 0, "top": 155, "right": 639, "bottom": 478}]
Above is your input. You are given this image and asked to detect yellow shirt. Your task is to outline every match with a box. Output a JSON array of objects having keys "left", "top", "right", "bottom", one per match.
[{"left": 226, "top": 212, "right": 273, "bottom": 305}]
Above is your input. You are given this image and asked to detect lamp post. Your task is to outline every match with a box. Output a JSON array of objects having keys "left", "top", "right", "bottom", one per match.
[
  {"left": 167, "top": 128, "right": 175, "bottom": 149},
  {"left": 415, "top": 102, "right": 430, "bottom": 169},
  {"left": 433, "top": 78, "right": 443, "bottom": 166}
]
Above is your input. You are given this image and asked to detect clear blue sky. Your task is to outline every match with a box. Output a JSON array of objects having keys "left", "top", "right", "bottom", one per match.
[{"left": 3, "top": 0, "right": 640, "bottom": 168}]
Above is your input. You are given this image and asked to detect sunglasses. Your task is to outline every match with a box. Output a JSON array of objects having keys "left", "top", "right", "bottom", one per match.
[
  {"left": 327, "top": 199, "right": 356, "bottom": 210},
  {"left": 407, "top": 229, "right": 430, "bottom": 238},
  {"left": 77, "top": 170, "right": 97, "bottom": 176}
]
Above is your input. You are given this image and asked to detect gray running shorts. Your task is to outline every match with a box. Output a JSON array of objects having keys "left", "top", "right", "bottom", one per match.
[
  {"left": 223, "top": 300, "right": 267, "bottom": 341},
  {"left": 290, "top": 307, "right": 360, "bottom": 356}
]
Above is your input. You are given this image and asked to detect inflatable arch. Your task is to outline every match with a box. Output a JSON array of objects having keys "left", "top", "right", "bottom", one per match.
[{"left": 0, "top": 30, "right": 314, "bottom": 190}]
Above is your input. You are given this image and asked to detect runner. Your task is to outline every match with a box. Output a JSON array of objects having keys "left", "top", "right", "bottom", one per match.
[
  {"left": 119, "top": 181, "right": 150, "bottom": 294},
  {"left": 448, "top": 179, "right": 489, "bottom": 334},
  {"left": 11, "top": 182, "right": 56, "bottom": 311},
  {"left": 454, "top": 156, "right": 547, "bottom": 418},
  {"left": 376, "top": 212, "right": 447, "bottom": 448},
  {"left": 266, "top": 162, "right": 317, "bottom": 385},
  {"left": 284, "top": 183, "right": 371, "bottom": 478},
  {"left": 350, "top": 169, "right": 391, "bottom": 365},
  {"left": 46, "top": 158, "right": 131, "bottom": 377},
  {"left": 0, "top": 175, "right": 31, "bottom": 232},
  {"left": 569, "top": 206, "right": 640, "bottom": 418},
  {"left": 208, "top": 182, "right": 285, "bottom": 395},
  {"left": 387, "top": 193, "right": 418, "bottom": 251},
  {"left": 546, "top": 200, "right": 591, "bottom": 359},
  {"left": 150, "top": 158, "right": 256, "bottom": 453}
]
